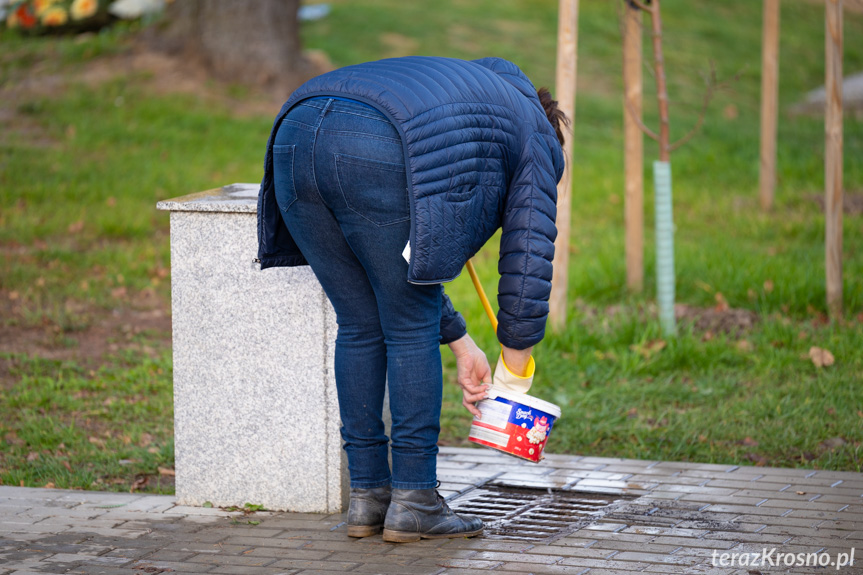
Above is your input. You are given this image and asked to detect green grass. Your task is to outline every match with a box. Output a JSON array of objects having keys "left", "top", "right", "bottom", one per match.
[
  {"left": 1, "top": 348, "right": 175, "bottom": 492},
  {"left": 1, "top": 0, "right": 862, "bottom": 490}
]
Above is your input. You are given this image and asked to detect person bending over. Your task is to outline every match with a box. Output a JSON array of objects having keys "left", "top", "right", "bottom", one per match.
[{"left": 257, "top": 56, "right": 567, "bottom": 543}]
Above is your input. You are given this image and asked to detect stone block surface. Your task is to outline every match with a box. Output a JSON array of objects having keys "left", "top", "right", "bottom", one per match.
[{"left": 158, "top": 184, "right": 345, "bottom": 512}]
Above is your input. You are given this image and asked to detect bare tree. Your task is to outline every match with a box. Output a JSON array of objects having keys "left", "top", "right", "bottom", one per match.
[
  {"left": 151, "top": 0, "right": 316, "bottom": 97},
  {"left": 622, "top": 0, "right": 729, "bottom": 335}
]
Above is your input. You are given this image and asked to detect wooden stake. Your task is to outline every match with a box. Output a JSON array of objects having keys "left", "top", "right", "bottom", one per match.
[
  {"left": 649, "top": 0, "right": 671, "bottom": 161},
  {"left": 825, "top": 0, "right": 843, "bottom": 317},
  {"left": 759, "top": 0, "right": 780, "bottom": 211},
  {"left": 623, "top": 1, "right": 644, "bottom": 292},
  {"left": 549, "top": 0, "right": 579, "bottom": 331}
]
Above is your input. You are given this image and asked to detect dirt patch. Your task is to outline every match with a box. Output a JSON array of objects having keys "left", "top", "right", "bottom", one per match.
[
  {"left": 0, "top": 35, "right": 333, "bottom": 121},
  {"left": 0, "top": 294, "right": 172, "bottom": 387},
  {"left": 809, "top": 190, "right": 863, "bottom": 216},
  {"left": 584, "top": 300, "right": 758, "bottom": 337},
  {"left": 675, "top": 303, "right": 758, "bottom": 336}
]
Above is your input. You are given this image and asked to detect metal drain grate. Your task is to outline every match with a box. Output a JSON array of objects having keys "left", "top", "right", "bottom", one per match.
[{"left": 449, "top": 485, "right": 632, "bottom": 542}]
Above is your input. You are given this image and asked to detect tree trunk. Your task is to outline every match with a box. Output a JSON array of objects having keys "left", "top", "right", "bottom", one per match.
[
  {"left": 623, "top": 0, "right": 643, "bottom": 293},
  {"left": 155, "top": 0, "right": 310, "bottom": 97}
]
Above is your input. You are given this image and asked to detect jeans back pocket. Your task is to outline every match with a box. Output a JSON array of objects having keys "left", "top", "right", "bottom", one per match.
[
  {"left": 335, "top": 153, "right": 410, "bottom": 227},
  {"left": 273, "top": 144, "right": 297, "bottom": 212}
]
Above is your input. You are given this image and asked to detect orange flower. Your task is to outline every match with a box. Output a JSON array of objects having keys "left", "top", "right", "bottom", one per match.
[
  {"left": 34, "top": 0, "right": 59, "bottom": 16},
  {"left": 41, "top": 6, "right": 68, "bottom": 26},
  {"left": 70, "top": 0, "right": 98, "bottom": 20}
]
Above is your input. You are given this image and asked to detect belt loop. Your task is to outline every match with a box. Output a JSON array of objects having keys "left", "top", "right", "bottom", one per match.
[
  {"left": 314, "top": 98, "right": 334, "bottom": 130},
  {"left": 321, "top": 97, "right": 334, "bottom": 116}
]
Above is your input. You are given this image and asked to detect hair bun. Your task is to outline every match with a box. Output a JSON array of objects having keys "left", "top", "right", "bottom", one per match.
[{"left": 537, "top": 87, "right": 569, "bottom": 146}]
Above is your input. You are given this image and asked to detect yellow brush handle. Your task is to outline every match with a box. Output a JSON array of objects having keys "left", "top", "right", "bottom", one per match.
[{"left": 465, "top": 259, "right": 498, "bottom": 332}]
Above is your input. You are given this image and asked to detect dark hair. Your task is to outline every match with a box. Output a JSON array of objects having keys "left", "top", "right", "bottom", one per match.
[{"left": 537, "top": 87, "right": 569, "bottom": 147}]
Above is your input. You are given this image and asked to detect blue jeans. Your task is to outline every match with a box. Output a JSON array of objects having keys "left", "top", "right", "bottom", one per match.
[{"left": 273, "top": 97, "right": 443, "bottom": 490}]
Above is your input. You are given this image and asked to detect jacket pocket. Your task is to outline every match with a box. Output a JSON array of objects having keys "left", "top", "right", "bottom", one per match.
[
  {"left": 335, "top": 153, "right": 409, "bottom": 227},
  {"left": 273, "top": 145, "right": 297, "bottom": 212},
  {"left": 446, "top": 184, "right": 475, "bottom": 203}
]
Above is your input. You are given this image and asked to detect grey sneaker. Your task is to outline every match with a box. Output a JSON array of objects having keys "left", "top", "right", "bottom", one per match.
[
  {"left": 382, "top": 488, "right": 483, "bottom": 543},
  {"left": 347, "top": 486, "right": 392, "bottom": 538}
]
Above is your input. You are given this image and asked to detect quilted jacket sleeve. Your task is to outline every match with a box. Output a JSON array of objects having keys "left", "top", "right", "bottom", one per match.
[
  {"left": 496, "top": 133, "right": 562, "bottom": 349},
  {"left": 440, "top": 289, "right": 467, "bottom": 345}
]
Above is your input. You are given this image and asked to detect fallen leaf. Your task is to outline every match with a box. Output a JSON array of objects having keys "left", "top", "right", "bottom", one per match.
[
  {"left": 110, "top": 286, "right": 127, "bottom": 299},
  {"left": 626, "top": 407, "right": 638, "bottom": 419},
  {"left": 738, "top": 437, "right": 759, "bottom": 447},
  {"left": 594, "top": 350, "right": 618, "bottom": 361},
  {"left": 763, "top": 280, "right": 774, "bottom": 293},
  {"left": 796, "top": 491, "right": 806, "bottom": 495},
  {"left": 809, "top": 346, "right": 835, "bottom": 368},
  {"left": 88, "top": 436, "right": 106, "bottom": 447},
  {"left": 61, "top": 461, "right": 72, "bottom": 472},
  {"left": 630, "top": 339, "right": 666, "bottom": 359},
  {"left": 26, "top": 452, "right": 39, "bottom": 462},
  {"left": 736, "top": 340, "right": 753, "bottom": 352},
  {"left": 43, "top": 482, "right": 55, "bottom": 489},
  {"left": 714, "top": 292, "right": 730, "bottom": 312},
  {"left": 68, "top": 220, "right": 84, "bottom": 234},
  {"left": 147, "top": 447, "right": 159, "bottom": 454},
  {"left": 8, "top": 291, "right": 19, "bottom": 300},
  {"left": 745, "top": 453, "right": 768, "bottom": 466},
  {"left": 130, "top": 476, "right": 149, "bottom": 493},
  {"left": 806, "top": 305, "right": 829, "bottom": 325},
  {"left": 698, "top": 434, "right": 708, "bottom": 443},
  {"left": 723, "top": 104, "right": 738, "bottom": 119},
  {"left": 158, "top": 467, "right": 175, "bottom": 477}
]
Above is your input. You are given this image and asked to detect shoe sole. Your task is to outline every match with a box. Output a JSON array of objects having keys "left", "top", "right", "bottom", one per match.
[
  {"left": 382, "top": 527, "right": 483, "bottom": 543},
  {"left": 347, "top": 524, "right": 382, "bottom": 538}
]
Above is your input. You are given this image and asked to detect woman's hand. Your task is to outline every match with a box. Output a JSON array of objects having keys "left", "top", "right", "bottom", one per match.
[{"left": 447, "top": 333, "right": 492, "bottom": 418}]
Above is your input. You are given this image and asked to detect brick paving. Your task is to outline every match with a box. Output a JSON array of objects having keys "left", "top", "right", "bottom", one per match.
[{"left": 1, "top": 447, "right": 861, "bottom": 574}]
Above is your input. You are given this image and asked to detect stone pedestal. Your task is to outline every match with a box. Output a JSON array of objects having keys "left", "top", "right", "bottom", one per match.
[{"left": 157, "top": 184, "right": 347, "bottom": 512}]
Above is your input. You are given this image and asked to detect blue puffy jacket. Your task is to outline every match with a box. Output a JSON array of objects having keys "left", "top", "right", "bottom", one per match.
[{"left": 257, "top": 56, "right": 565, "bottom": 349}]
